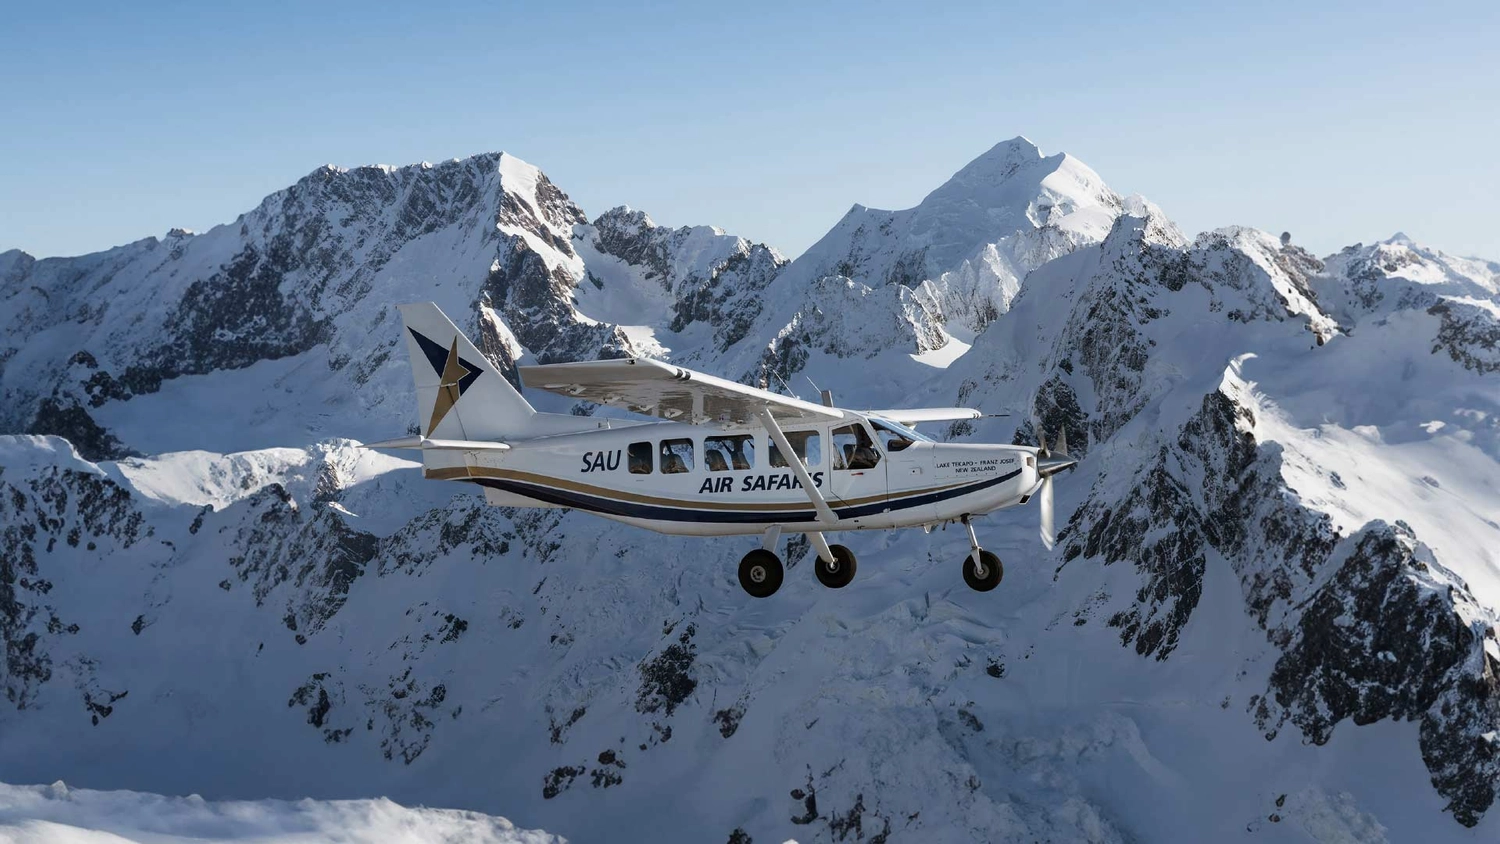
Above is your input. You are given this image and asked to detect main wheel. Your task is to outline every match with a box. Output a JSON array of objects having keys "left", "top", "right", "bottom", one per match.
[
  {"left": 815, "top": 544, "right": 858, "bottom": 589},
  {"left": 962, "top": 550, "right": 1003, "bottom": 592},
  {"left": 738, "top": 549, "right": 784, "bottom": 598}
]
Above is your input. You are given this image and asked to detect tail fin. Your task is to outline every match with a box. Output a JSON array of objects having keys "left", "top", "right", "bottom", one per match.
[{"left": 398, "top": 302, "right": 535, "bottom": 441}]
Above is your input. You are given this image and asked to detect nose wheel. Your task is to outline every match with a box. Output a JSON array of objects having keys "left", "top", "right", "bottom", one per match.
[
  {"left": 960, "top": 515, "right": 1003, "bottom": 592},
  {"left": 963, "top": 549, "right": 1003, "bottom": 591},
  {"left": 738, "top": 549, "right": 784, "bottom": 598}
]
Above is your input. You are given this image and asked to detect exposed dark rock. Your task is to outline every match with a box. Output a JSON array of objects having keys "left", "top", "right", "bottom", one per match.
[
  {"left": 83, "top": 688, "right": 127, "bottom": 726},
  {"left": 1256, "top": 523, "right": 1500, "bottom": 826},
  {"left": 542, "top": 765, "right": 584, "bottom": 800},
  {"left": 636, "top": 624, "right": 698, "bottom": 717},
  {"left": 225, "top": 489, "right": 378, "bottom": 639},
  {"left": 483, "top": 236, "right": 635, "bottom": 365},
  {"left": 714, "top": 703, "right": 745, "bottom": 738},
  {"left": 590, "top": 206, "right": 786, "bottom": 352},
  {"left": 589, "top": 747, "right": 626, "bottom": 789},
  {"left": 1428, "top": 298, "right": 1500, "bottom": 373},
  {"left": 1264, "top": 526, "right": 1470, "bottom": 742},
  {"left": 790, "top": 781, "right": 819, "bottom": 825},
  {"left": 0, "top": 466, "right": 142, "bottom": 708},
  {"left": 365, "top": 666, "right": 453, "bottom": 764},
  {"left": 548, "top": 705, "right": 586, "bottom": 745},
  {"left": 25, "top": 398, "right": 134, "bottom": 461}
]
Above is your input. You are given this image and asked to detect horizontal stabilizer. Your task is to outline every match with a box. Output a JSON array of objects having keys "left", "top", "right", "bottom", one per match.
[{"left": 363, "top": 436, "right": 511, "bottom": 452}]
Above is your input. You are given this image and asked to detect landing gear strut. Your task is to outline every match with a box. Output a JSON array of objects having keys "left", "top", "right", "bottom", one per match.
[
  {"left": 960, "top": 515, "right": 1002, "bottom": 592},
  {"left": 809, "top": 531, "right": 857, "bottom": 589}
]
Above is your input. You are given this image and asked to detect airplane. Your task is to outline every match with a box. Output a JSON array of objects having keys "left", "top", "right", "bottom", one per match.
[{"left": 367, "top": 303, "right": 1077, "bottom": 598}]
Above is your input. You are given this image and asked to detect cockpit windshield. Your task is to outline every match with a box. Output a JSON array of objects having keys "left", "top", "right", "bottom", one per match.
[{"left": 870, "top": 417, "right": 934, "bottom": 452}]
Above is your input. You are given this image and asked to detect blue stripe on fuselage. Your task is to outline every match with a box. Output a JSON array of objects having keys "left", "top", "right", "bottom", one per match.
[{"left": 467, "top": 469, "right": 1022, "bottom": 524}]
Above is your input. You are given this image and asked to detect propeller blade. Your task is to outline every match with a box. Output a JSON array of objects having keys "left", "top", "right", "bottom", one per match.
[
  {"left": 1055, "top": 426, "right": 1068, "bottom": 457},
  {"left": 1040, "top": 475, "right": 1056, "bottom": 550}
]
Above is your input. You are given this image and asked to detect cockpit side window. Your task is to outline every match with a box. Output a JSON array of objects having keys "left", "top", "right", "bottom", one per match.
[
  {"left": 832, "top": 424, "right": 880, "bottom": 470},
  {"left": 871, "top": 418, "right": 923, "bottom": 453}
]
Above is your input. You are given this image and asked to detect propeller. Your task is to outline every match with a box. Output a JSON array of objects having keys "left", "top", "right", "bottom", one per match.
[
  {"left": 1040, "top": 463, "right": 1056, "bottom": 550},
  {"left": 1032, "top": 420, "right": 1076, "bottom": 551}
]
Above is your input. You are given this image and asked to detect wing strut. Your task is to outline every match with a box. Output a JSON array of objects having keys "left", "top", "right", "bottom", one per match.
[{"left": 754, "top": 407, "right": 838, "bottom": 525}]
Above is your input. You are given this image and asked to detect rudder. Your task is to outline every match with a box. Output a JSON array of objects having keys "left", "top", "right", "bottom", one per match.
[{"left": 397, "top": 302, "right": 535, "bottom": 441}]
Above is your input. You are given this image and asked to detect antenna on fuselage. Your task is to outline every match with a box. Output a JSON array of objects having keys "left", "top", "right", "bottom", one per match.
[{"left": 769, "top": 369, "right": 798, "bottom": 399}]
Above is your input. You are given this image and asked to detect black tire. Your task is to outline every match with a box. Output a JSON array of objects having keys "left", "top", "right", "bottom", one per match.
[
  {"left": 962, "top": 550, "right": 1003, "bottom": 592},
  {"left": 738, "top": 549, "right": 784, "bottom": 598},
  {"left": 815, "top": 544, "right": 858, "bottom": 589}
]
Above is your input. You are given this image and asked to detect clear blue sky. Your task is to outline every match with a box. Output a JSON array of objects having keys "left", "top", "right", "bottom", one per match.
[{"left": 4, "top": 0, "right": 1498, "bottom": 262}]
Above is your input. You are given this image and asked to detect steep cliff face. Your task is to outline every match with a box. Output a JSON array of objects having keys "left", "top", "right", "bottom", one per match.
[
  {"left": 1, "top": 142, "right": 1497, "bottom": 842},
  {"left": 581, "top": 206, "right": 787, "bottom": 356}
]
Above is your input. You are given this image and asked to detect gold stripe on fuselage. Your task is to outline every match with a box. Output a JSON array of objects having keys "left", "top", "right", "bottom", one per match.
[{"left": 424, "top": 465, "right": 973, "bottom": 513}]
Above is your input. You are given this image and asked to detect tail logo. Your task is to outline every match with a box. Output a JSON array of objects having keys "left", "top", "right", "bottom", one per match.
[{"left": 408, "top": 327, "right": 482, "bottom": 435}]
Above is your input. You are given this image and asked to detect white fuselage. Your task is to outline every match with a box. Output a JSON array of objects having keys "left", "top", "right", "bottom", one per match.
[{"left": 423, "top": 413, "right": 1042, "bottom": 537}]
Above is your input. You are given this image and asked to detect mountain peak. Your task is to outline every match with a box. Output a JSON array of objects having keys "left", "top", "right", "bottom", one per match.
[
  {"left": 967, "top": 135, "right": 1043, "bottom": 166},
  {"left": 916, "top": 137, "right": 1115, "bottom": 229},
  {"left": 924, "top": 136, "right": 1045, "bottom": 202}
]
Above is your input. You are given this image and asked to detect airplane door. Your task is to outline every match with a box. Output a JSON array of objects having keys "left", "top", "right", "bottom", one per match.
[
  {"left": 828, "top": 421, "right": 886, "bottom": 525},
  {"left": 871, "top": 419, "right": 938, "bottom": 526}
]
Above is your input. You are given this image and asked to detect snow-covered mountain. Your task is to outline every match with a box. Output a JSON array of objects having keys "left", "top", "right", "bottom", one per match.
[
  {"left": 1, "top": 140, "right": 1497, "bottom": 842},
  {"left": 0, "top": 780, "right": 559, "bottom": 843},
  {"left": 711, "top": 137, "right": 1133, "bottom": 393},
  {"left": 771, "top": 137, "right": 1123, "bottom": 334}
]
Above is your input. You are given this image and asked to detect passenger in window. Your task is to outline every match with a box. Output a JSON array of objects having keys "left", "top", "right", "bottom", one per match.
[
  {"left": 628, "top": 442, "right": 652, "bottom": 474},
  {"left": 832, "top": 424, "right": 880, "bottom": 470},
  {"left": 706, "top": 435, "right": 755, "bottom": 471},
  {"left": 729, "top": 437, "right": 754, "bottom": 470},
  {"left": 661, "top": 439, "right": 694, "bottom": 474}
]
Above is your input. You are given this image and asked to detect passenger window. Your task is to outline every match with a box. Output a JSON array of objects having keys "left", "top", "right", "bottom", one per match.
[
  {"left": 832, "top": 424, "right": 880, "bottom": 470},
  {"left": 628, "top": 441, "right": 652, "bottom": 474},
  {"left": 769, "top": 431, "right": 821, "bottom": 468},
  {"left": 660, "top": 438, "right": 695, "bottom": 474},
  {"left": 704, "top": 435, "right": 754, "bottom": 472}
]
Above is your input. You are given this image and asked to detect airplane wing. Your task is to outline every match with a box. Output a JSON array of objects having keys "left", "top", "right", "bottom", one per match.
[
  {"left": 862, "top": 407, "right": 982, "bottom": 425},
  {"left": 519, "top": 358, "right": 843, "bottom": 425},
  {"left": 362, "top": 435, "right": 511, "bottom": 452}
]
